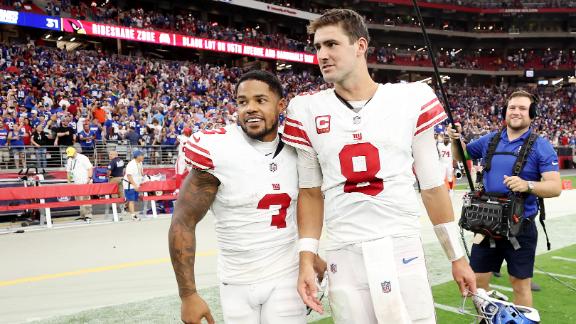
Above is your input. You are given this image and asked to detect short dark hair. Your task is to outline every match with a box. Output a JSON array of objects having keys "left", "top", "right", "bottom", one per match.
[
  {"left": 308, "top": 9, "right": 370, "bottom": 45},
  {"left": 235, "top": 70, "right": 283, "bottom": 99},
  {"left": 507, "top": 90, "right": 536, "bottom": 105}
]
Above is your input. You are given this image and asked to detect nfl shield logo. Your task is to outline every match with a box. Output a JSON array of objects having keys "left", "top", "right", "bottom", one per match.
[
  {"left": 269, "top": 162, "right": 277, "bottom": 172},
  {"left": 381, "top": 281, "right": 391, "bottom": 293},
  {"left": 330, "top": 263, "right": 337, "bottom": 274}
]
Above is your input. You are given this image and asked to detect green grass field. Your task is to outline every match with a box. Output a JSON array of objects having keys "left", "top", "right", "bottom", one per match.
[
  {"left": 311, "top": 244, "right": 576, "bottom": 324},
  {"left": 455, "top": 175, "right": 576, "bottom": 191},
  {"left": 27, "top": 211, "right": 575, "bottom": 324},
  {"left": 30, "top": 243, "right": 576, "bottom": 324}
]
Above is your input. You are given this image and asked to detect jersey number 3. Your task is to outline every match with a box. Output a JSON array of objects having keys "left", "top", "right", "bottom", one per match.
[
  {"left": 339, "top": 143, "right": 383, "bottom": 196},
  {"left": 257, "top": 193, "right": 291, "bottom": 229}
]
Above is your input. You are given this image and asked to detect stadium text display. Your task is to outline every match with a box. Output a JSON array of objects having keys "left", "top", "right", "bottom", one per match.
[
  {"left": 0, "top": 9, "right": 317, "bottom": 65},
  {"left": 0, "top": 9, "right": 60, "bottom": 31}
]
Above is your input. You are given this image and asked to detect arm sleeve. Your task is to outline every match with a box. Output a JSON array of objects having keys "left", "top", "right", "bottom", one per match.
[
  {"left": 413, "top": 127, "right": 445, "bottom": 190},
  {"left": 182, "top": 133, "right": 215, "bottom": 172},
  {"left": 296, "top": 148, "right": 323, "bottom": 188},
  {"left": 413, "top": 83, "right": 448, "bottom": 138},
  {"left": 536, "top": 138, "right": 560, "bottom": 173},
  {"left": 282, "top": 96, "right": 315, "bottom": 153},
  {"left": 466, "top": 133, "right": 492, "bottom": 160}
]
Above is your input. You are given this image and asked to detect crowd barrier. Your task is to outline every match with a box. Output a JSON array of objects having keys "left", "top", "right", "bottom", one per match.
[
  {"left": 0, "top": 143, "right": 179, "bottom": 170},
  {"left": 0, "top": 182, "right": 123, "bottom": 228},
  {"left": 0, "top": 174, "right": 180, "bottom": 229}
]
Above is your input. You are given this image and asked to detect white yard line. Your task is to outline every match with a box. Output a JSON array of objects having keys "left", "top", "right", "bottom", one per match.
[
  {"left": 551, "top": 256, "right": 576, "bottom": 263},
  {"left": 489, "top": 284, "right": 513, "bottom": 292},
  {"left": 534, "top": 270, "right": 576, "bottom": 280}
]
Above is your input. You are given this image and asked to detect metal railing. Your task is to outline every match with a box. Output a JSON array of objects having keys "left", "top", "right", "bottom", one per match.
[{"left": 0, "top": 142, "right": 179, "bottom": 170}]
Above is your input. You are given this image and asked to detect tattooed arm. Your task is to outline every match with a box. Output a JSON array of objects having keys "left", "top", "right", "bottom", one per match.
[{"left": 169, "top": 169, "right": 219, "bottom": 324}]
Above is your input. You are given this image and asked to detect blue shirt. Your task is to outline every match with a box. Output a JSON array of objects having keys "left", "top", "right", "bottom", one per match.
[
  {"left": 467, "top": 129, "right": 559, "bottom": 218},
  {"left": 90, "top": 125, "right": 102, "bottom": 140},
  {"left": 0, "top": 129, "right": 7, "bottom": 146},
  {"left": 9, "top": 130, "right": 24, "bottom": 147},
  {"left": 153, "top": 113, "right": 164, "bottom": 125},
  {"left": 78, "top": 130, "right": 95, "bottom": 148}
]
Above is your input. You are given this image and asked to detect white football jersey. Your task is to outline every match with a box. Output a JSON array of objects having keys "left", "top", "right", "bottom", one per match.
[
  {"left": 183, "top": 125, "right": 299, "bottom": 284},
  {"left": 437, "top": 142, "right": 453, "bottom": 164},
  {"left": 283, "top": 82, "right": 447, "bottom": 250}
]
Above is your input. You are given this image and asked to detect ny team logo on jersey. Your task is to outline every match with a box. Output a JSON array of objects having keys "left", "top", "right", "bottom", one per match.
[{"left": 315, "top": 115, "right": 331, "bottom": 134}]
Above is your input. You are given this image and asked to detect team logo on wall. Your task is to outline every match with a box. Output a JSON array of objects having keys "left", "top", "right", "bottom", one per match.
[
  {"left": 315, "top": 115, "right": 331, "bottom": 134},
  {"left": 381, "top": 281, "right": 391, "bottom": 293}
]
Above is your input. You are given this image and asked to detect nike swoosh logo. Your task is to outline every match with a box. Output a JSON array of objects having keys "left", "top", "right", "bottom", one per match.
[
  {"left": 552, "top": 162, "right": 558, "bottom": 165},
  {"left": 402, "top": 257, "right": 418, "bottom": 264}
]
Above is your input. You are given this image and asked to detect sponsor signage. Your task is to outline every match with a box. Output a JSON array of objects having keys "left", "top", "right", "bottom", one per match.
[{"left": 61, "top": 18, "right": 317, "bottom": 64}]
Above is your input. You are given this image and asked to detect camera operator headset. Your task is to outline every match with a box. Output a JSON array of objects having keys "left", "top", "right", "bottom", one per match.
[{"left": 447, "top": 90, "right": 562, "bottom": 308}]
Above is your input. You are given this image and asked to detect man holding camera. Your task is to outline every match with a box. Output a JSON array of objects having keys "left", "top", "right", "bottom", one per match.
[{"left": 448, "top": 90, "right": 562, "bottom": 307}]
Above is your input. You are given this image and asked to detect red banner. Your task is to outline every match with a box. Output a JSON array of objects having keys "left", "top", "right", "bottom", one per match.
[
  {"left": 0, "top": 183, "right": 119, "bottom": 200},
  {"left": 61, "top": 18, "right": 317, "bottom": 64}
]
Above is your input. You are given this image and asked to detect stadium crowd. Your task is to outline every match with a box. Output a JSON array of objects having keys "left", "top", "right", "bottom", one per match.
[
  {"left": 444, "top": 84, "right": 576, "bottom": 148},
  {"left": 0, "top": 42, "right": 574, "bottom": 171},
  {"left": 373, "top": 47, "right": 576, "bottom": 71},
  {"left": 425, "top": 0, "right": 576, "bottom": 8},
  {"left": 0, "top": 43, "right": 327, "bottom": 169},
  {"left": 41, "top": 1, "right": 576, "bottom": 69},
  {"left": 44, "top": 1, "right": 315, "bottom": 53},
  {"left": 264, "top": 0, "right": 576, "bottom": 10}
]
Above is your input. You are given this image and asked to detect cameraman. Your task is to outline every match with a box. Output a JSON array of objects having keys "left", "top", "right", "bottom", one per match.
[{"left": 448, "top": 90, "right": 561, "bottom": 307}]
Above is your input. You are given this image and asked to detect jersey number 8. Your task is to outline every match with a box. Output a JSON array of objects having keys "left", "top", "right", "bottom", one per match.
[{"left": 339, "top": 143, "right": 384, "bottom": 196}]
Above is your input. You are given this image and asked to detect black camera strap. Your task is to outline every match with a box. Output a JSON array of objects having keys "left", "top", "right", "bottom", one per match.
[
  {"left": 508, "top": 132, "right": 550, "bottom": 250},
  {"left": 539, "top": 197, "right": 550, "bottom": 250}
]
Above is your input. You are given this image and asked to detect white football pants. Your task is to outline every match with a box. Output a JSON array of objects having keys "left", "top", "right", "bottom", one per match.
[
  {"left": 326, "top": 235, "right": 436, "bottom": 324},
  {"left": 219, "top": 270, "right": 306, "bottom": 324}
]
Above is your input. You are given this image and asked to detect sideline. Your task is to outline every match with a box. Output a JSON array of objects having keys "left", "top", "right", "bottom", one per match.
[{"left": 0, "top": 249, "right": 217, "bottom": 287}]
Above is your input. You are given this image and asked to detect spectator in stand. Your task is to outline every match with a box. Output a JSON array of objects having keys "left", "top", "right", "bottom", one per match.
[
  {"left": 92, "top": 104, "right": 107, "bottom": 124},
  {"left": 125, "top": 126, "right": 140, "bottom": 146},
  {"left": 123, "top": 150, "right": 145, "bottom": 221},
  {"left": 140, "top": 127, "right": 153, "bottom": 164},
  {"left": 152, "top": 125, "right": 163, "bottom": 165},
  {"left": 8, "top": 124, "right": 26, "bottom": 169},
  {"left": 0, "top": 120, "right": 9, "bottom": 168},
  {"left": 78, "top": 122, "right": 96, "bottom": 157},
  {"left": 65, "top": 146, "right": 93, "bottom": 222},
  {"left": 30, "top": 124, "right": 49, "bottom": 172},
  {"left": 107, "top": 150, "right": 125, "bottom": 200},
  {"left": 105, "top": 126, "right": 120, "bottom": 150},
  {"left": 54, "top": 118, "right": 75, "bottom": 148},
  {"left": 89, "top": 119, "right": 104, "bottom": 144}
]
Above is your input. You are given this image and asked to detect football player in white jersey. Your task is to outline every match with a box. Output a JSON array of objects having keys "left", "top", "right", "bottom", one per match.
[
  {"left": 169, "top": 70, "right": 325, "bottom": 324},
  {"left": 282, "top": 9, "right": 476, "bottom": 324},
  {"left": 437, "top": 134, "right": 455, "bottom": 194}
]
